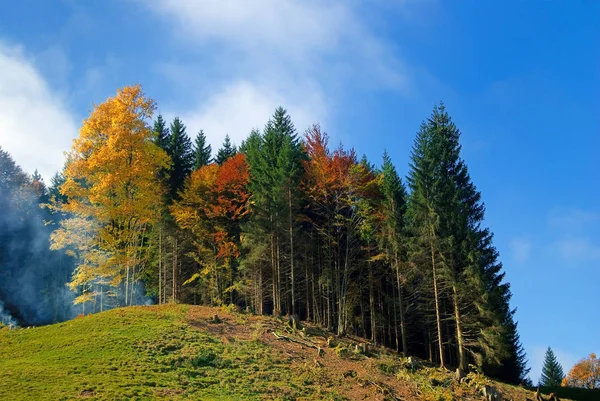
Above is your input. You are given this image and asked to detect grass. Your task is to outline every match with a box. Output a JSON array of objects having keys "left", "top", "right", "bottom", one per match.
[
  {"left": 0, "top": 305, "right": 343, "bottom": 400},
  {"left": 1, "top": 304, "right": 596, "bottom": 401}
]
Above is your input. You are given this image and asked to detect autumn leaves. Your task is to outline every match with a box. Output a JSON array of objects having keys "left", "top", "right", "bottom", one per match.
[{"left": 52, "top": 85, "right": 168, "bottom": 305}]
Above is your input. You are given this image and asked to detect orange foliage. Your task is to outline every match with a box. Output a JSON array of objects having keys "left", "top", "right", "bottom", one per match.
[
  {"left": 302, "top": 124, "right": 381, "bottom": 222},
  {"left": 172, "top": 153, "right": 249, "bottom": 272},
  {"left": 562, "top": 353, "right": 600, "bottom": 389}
]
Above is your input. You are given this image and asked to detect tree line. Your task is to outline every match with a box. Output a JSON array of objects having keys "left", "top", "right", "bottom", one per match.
[{"left": 3, "top": 85, "right": 529, "bottom": 384}]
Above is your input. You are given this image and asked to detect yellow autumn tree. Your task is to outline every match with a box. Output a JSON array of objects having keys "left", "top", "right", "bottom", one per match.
[
  {"left": 51, "top": 85, "right": 169, "bottom": 306},
  {"left": 562, "top": 353, "right": 600, "bottom": 389}
]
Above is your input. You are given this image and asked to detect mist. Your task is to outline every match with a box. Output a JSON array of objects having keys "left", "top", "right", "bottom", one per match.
[{"left": 0, "top": 147, "right": 75, "bottom": 326}]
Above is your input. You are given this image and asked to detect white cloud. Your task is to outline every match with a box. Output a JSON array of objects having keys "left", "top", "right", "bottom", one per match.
[
  {"left": 141, "top": 0, "right": 412, "bottom": 146},
  {"left": 508, "top": 238, "right": 532, "bottom": 263},
  {"left": 546, "top": 208, "right": 600, "bottom": 266},
  {"left": 529, "top": 346, "right": 578, "bottom": 384},
  {"left": 554, "top": 237, "right": 600, "bottom": 265},
  {"left": 0, "top": 42, "right": 77, "bottom": 181},
  {"left": 548, "top": 208, "right": 599, "bottom": 232},
  {"left": 171, "top": 80, "right": 326, "bottom": 151},
  {"left": 147, "top": 0, "right": 349, "bottom": 58}
]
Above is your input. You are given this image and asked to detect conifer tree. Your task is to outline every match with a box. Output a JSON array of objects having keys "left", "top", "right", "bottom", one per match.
[
  {"left": 167, "top": 117, "right": 194, "bottom": 200},
  {"left": 379, "top": 151, "right": 409, "bottom": 353},
  {"left": 153, "top": 114, "right": 170, "bottom": 150},
  {"left": 193, "top": 130, "right": 212, "bottom": 169},
  {"left": 243, "top": 108, "right": 304, "bottom": 316},
  {"left": 540, "top": 347, "right": 565, "bottom": 387},
  {"left": 407, "top": 103, "right": 522, "bottom": 373},
  {"left": 216, "top": 134, "right": 237, "bottom": 165}
]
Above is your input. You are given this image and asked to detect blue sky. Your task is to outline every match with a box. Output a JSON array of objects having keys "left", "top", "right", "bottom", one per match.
[{"left": 0, "top": 0, "right": 598, "bottom": 382}]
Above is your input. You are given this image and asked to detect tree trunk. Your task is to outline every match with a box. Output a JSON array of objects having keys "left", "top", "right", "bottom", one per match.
[
  {"left": 125, "top": 263, "right": 130, "bottom": 306},
  {"left": 453, "top": 284, "right": 467, "bottom": 371},
  {"left": 289, "top": 187, "right": 295, "bottom": 316},
  {"left": 369, "top": 259, "right": 376, "bottom": 344},
  {"left": 431, "top": 237, "right": 445, "bottom": 368},
  {"left": 276, "top": 233, "right": 281, "bottom": 314},
  {"left": 271, "top": 227, "right": 276, "bottom": 314},
  {"left": 172, "top": 237, "right": 177, "bottom": 303},
  {"left": 158, "top": 227, "right": 162, "bottom": 305},
  {"left": 395, "top": 256, "right": 408, "bottom": 354}
]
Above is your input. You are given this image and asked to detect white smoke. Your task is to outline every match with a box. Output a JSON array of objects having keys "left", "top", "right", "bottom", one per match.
[{"left": 0, "top": 300, "right": 18, "bottom": 328}]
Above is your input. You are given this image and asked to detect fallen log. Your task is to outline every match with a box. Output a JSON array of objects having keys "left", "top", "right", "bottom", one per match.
[{"left": 272, "top": 331, "right": 324, "bottom": 356}]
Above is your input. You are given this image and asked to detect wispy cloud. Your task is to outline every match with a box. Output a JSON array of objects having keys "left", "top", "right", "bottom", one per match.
[
  {"left": 548, "top": 207, "right": 599, "bottom": 232},
  {"left": 553, "top": 237, "right": 600, "bottom": 265},
  {"left": 547, "top": 208, "right": 600, "bottom": 266},
  {"left": 0, "top": 41, "right": 78, "bottom": 181},
  {"left": 139, "top": 0, "right": 416, "bottom": 151},
  {"left": 508, "top": 237, "right": 532, "bottom": 263}
]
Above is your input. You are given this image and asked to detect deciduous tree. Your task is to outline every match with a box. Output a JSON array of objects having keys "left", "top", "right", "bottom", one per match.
[
  {"left": 51, "top": 85, "right": 169, "bottom": 306},
  {"left": 562, "top": 353, "right": 599, "bottom": 389}
]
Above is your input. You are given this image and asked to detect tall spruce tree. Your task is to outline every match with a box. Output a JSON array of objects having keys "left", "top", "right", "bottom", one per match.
[
  {"left": 216, "top": 134, "right": 237, "bottom": 165},
  {"left": 407, "top": 103, "right": 525, "bottom": 374},
  {"left": 406, "top": 116, "right": 447, "bottom": 367},
  {"left": 540, "top": 347, "right": 565, "bottom": 387},
  {"left": 193, "top": 130, "right": 212, "bottom": 169},
  {"left": 379, "top": 151, "right": 409, "bottom": 353},
  {"left": 167, "top": 117, "right": 194, "bottom": 200},
  {"left": 242, "top": 107, "right": 304, "bottom": 315}
]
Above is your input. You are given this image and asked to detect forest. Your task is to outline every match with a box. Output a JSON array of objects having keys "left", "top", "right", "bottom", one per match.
[{"left": 0, "top": 85, "right": 529, "bottom": 385}]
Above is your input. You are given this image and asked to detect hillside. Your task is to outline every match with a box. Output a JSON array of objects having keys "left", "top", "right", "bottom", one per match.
[{"left": 0, "top": 305, "right": 589, "bottom": 400}]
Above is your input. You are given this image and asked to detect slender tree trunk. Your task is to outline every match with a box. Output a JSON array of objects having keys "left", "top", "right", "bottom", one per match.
[
  {"left": 276, "top": 233, "right": 281, "bottom": 314},
  {"left": 395, "top": 256, "right": 408, "bottom": 354},
  {"left": 131, "top": 264, "right": 135, "bottom": 306},
  {"left": 305, "top": 258, "right": 310, "bottom": 321},
  {"left": 369, "top": 259, "right": 376, "bottom": 344},
  {"left": 312, "top": 240, "right": 319, "bottom": 323},
  {"left": 288, "top": 187, "right": 295, "bottom": 316},
  {"left": 271, "top": 227, "right": 276, "bottom": 314},
  {"left": 392, "top": 281, "right": 400, "bottom": 352},
  {"left": 430, "top": 237, "right": 445, "bottom": 368},
  {"left": 453, "top": 284, "right": 467, "bottom": 371},
  {"left": 428, "top": 330, "right": 433, "bottom": 363},
  {"left": 158, "top": 228, "right": 162, "bottom": 305},
  {"left": 125, "top": 263, "right": 130, "bottom": 306},
  {"left": 173, "top": 237, "right": 177, "bottom": 303}
]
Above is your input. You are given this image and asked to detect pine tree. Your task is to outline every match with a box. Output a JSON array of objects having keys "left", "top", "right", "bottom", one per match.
[
  {"left": 379, "top": 151, "right": 409, "bottom": 353},
  {"left": 407, "top": 103, "right": 524, "bottom": 373},
  {"left": 242, "top": 108, "right": 304, "bottom": 316},
  {"left": 216, "top": 134, "right": 237, "bottom": 165},
  {"left": 167, "top": 117, "right": 194, "bottom": 200},
  {"left": 193, "top": 130, "right": 212, "bottom": 170},
  {"left": 406, "top": 116, "right": 447, "bottom": 367},
  {"left": 540, "top": 347, "right": 565, "bottom": 387},
  {"left": 153, "top": 115, "right": 170, "bottom": 150}
]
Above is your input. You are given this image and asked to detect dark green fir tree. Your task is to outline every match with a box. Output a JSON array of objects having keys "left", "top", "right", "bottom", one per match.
[
  {"left": 215, "top": 134, "right": 237, "bottom": 165},
  {"left": 193, "top": 130, "right": 212, "bottom": 169},
  {"left": 153, "top": 114, "right": 170, "bottom": 150},
  {"left": 167, "top": 117, "right": 194, "bottom": 199},
  {"left": 539, "top": 347, "right": 565, "bottom": 387}
]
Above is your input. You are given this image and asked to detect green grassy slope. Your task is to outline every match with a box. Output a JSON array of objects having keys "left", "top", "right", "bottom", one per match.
[
  {"left": 0, "top": 305, "right": 594, "bottom": 401},
  {"left": 1, "top": 305, "right": 343, "bottom": 400}
]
